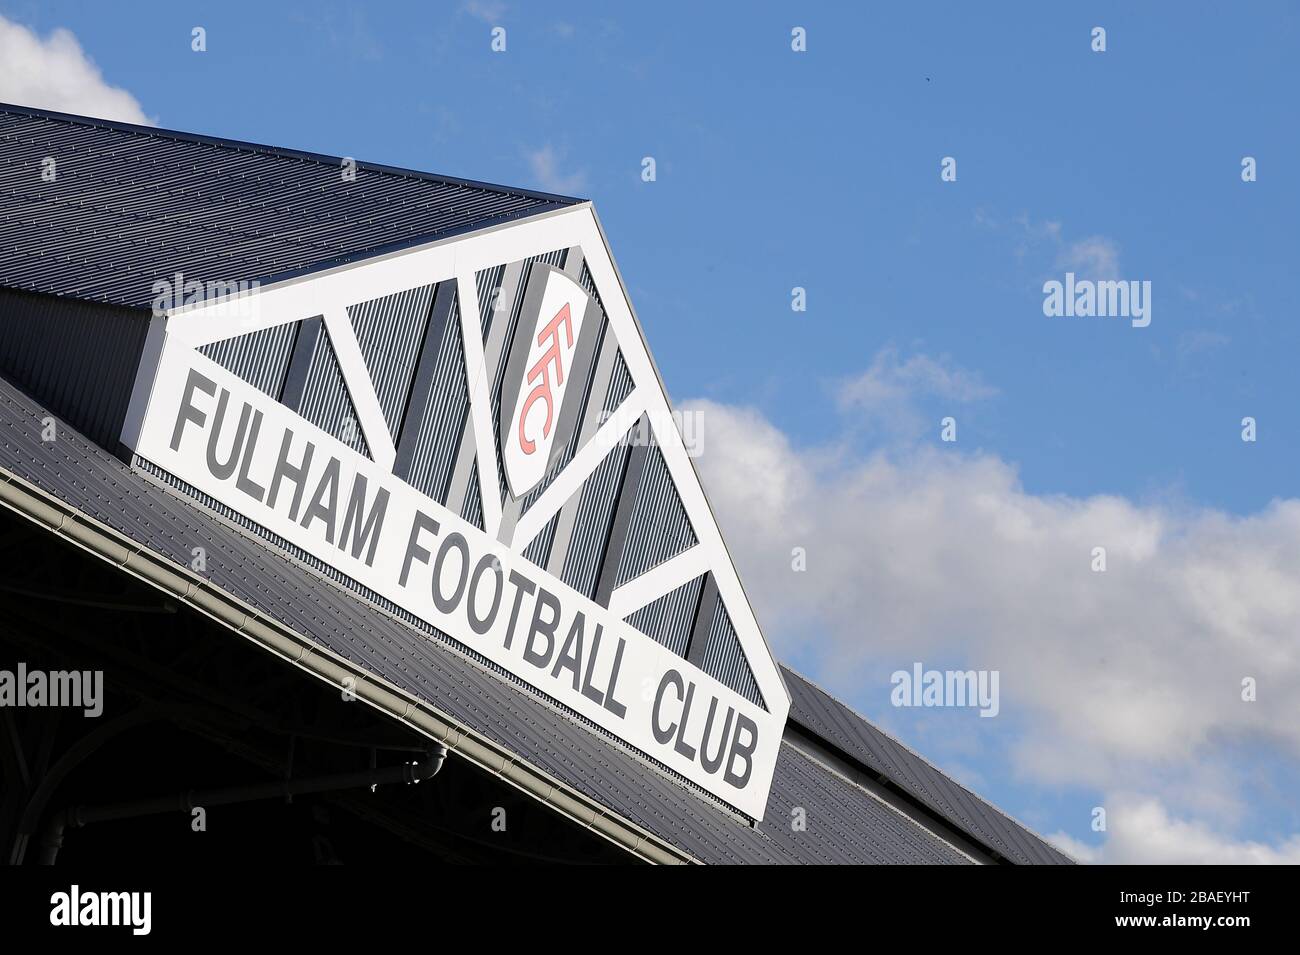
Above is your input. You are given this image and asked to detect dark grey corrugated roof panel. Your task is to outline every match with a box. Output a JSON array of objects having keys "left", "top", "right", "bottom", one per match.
[
  {"left": 781, "top": 666, "right": 1074, "bottom": 864},
  {"left": 0, "top": 374, "right": 972, "bottom": 864},
  {"left": 0, "top": 104, "right": 579, "bottom": 309}
]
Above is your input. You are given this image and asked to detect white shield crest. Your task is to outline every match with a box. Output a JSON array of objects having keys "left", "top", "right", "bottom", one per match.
[{"left": 502, "top": 267, "right": 589, "bottom": 498}]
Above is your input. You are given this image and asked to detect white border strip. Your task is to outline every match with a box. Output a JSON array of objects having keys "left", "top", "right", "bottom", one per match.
[
  {"left": 607, "top": 545, "right": 710, "bottom": 620},
  {"left": 455, "top": 273, "right": 504, "bottom": 536}
]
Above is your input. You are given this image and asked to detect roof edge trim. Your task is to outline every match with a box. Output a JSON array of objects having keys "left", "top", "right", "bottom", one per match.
[{"left": 585, "top": 206, "right": 791, "bottom": 702}]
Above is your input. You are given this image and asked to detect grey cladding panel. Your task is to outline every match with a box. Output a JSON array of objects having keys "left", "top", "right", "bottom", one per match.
[
  {"left": 578, "top": 260, "right": 603, "bottom": 308},
  {"left": 560, "top": 432, "right": 632, "bottom": 600},
  {"left": 615, "top": 444, "right": 696, "bottom": 586},
  {"left": 552, "top": 351, "right": 637, "bottom": 594},
  {"left": 541, "top": 337, "right": 626, "bottom": 579},
  {"left": 278, "top": 317, "right": 321, "bottom": 412},
  {"left": 702, "top": 601, "right": 765, "bottom": 710},
  {"left": 625, "top": 574, "right": 704, "bottom": 657},
  {"left": 461, "top": 468, "right": 483, "bottom": 530},
  {"left": 604, "top": 351, "right": 635, "bottom": 417},
  {"left": 405, "top": 292, "right": 469, "bottom": 504},
  {"left": 348, "top": 284, "right": 436, "bottom": 439},
  {"left": 0, "top": 288, "right": 147, "bottom": 450},
  {"left": 199, "top": 321, "right": 297, "bottom": 400},
  {"left": 298, "top": 324, "right": 370, "bottom": 459},
  {"left": 522, "top": 514, "right": 559, "bottom": 567}
]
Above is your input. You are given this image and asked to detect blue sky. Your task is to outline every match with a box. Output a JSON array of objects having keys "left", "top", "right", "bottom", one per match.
[{"left": 3, "top": 0, "right": 1298, "bottom": 862}]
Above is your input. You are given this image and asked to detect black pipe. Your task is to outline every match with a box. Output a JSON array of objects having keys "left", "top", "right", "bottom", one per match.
[{"left": 37, "top": 743, "right": 447, "bottom": 864}]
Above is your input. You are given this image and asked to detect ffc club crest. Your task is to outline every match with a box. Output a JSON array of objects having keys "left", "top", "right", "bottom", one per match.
[{"left": 500, "top": 265, "right": 594, "bottom": 499}]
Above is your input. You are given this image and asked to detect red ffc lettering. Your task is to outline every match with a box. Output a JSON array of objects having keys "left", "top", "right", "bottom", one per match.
[{"left": 517, "top": 303, "right": 574, "bottom": 455}]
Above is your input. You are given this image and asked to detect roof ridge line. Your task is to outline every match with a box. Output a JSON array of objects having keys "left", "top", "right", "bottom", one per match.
[{"left": 0, "top": 101, "right": 586, "bottom": 204}]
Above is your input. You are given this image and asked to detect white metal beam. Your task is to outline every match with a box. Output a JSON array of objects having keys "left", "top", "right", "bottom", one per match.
[
  {"left": 507, "top": 390, "right": 645, "bottom": 551},
  {"left": 321, "top": 306, "right": 396, "bottom": 470},
  {"left": 606, "top": 545, "right": 710, "bottom": 620},
  {"left": 454, "top": 273, "right": 504, "bottom": 537}
]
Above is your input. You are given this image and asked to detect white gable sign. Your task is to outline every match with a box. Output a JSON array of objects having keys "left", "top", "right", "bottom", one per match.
[{"left": 123, "top": 207, "right": 788, "bottom": 820}]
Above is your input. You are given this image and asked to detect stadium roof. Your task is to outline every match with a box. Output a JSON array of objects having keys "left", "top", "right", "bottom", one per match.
[
  {"left": 0, "top": 102, "right": 579, "bottom": 309},
  {"left": 0, "top": 104, "right": 1072, "bottom": 864}
]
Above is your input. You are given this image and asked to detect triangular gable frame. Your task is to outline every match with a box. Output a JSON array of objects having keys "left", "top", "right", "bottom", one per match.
[{"left": 122, "top": 204, "right": 790, "bottom": 818}]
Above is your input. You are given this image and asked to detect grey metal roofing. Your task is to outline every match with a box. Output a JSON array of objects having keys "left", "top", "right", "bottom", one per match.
[
  {"left": 0, "top": 373, "right": 972, "bottom": 864},
  {"left": 0, "top": 104, "right": 580, "bottom": 309},
  {"left": 782, "top": 667, "right": 1074, "bottom": 865}
]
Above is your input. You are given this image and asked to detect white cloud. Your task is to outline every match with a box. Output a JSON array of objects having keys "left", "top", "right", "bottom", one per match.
[
  {"left": 0, "top": 16, "right": 149, "bottom": 124},
  {"left": 526, "top": 144, "right": 587, "bottom": 195},
  {"left": 983, "top": 212, "right": 1125, "bottom": 283},
  {"left": 1057, "top": 235, "right": 1122, "bottom": 281},
  {"left": 838, "top": 348, "right": 997, "bottom": 407},
  {"left": 1009, "top": 212, "right": 1062, "bottom": 243},
  {"left": 461, "top": 1, "right": 507, "bottom": 25},
  {"left": 683, "top": 354, "right": 1300, "bottom": 860},
  {"left": 1176, "top": 330, "right": 1230, "bottom": 365},
  {"left": 690, "top": 396, "right": 1300, "bottom": 773},
  {"left": 836, "top": 347, "right": 996, "bottom": 436},
  {"left": 1051, "top": 796, "right": 1300, "bottom": 864}
]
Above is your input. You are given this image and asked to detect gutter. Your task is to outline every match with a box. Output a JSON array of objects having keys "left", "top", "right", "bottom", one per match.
[{"left": 0, "top": 466, "right": 694, "bottom": 865}]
